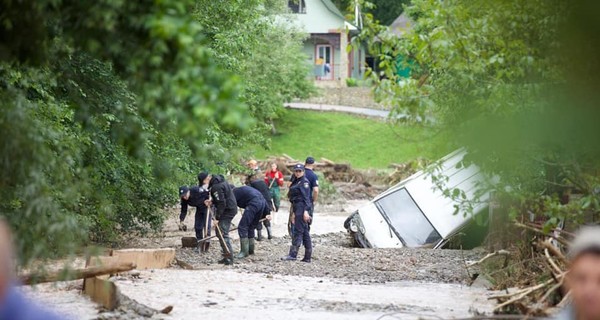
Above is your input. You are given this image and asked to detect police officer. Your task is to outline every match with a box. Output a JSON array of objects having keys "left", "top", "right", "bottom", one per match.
[
  {"left": 246, "top": 160, "right": 274, "bottom": 241},
  {"left": 178, "top": 181, "right": 211, "bottom": 253},
  {"left": 205, "top": 174, "right": 237, "bottom": 265},
  {"left": 282, "top": 164, "right": 312, "bottom": 263},
  {"left": 232, "top": 186, "right": 271, "bottom": 258},
  {"left": 303, "top": 156, "right": 320, "bottom": 224}
]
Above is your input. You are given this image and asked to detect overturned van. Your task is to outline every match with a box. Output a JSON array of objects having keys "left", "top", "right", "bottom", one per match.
[{"left": 344, "top": 150, "right": 492, "bottom": 249}]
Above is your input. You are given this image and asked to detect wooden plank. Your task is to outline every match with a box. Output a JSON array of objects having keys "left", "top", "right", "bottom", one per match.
[
  {"left": 86, "top": 256, "right": 120, "bottom": 280},
  {"left": 84, "top": 277, "right": 118, "bottom": 310},
  {"left": 110, "top": 248, "right": 175, "bottom": 270},
  {"left": 21, "top": 262, "right": 135, "bottom": 285}
]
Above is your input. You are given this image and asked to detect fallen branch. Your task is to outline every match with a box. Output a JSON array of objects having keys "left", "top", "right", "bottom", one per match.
[
  {"left": 492, "top": 277, "right": 556, "bottom": 311},
  {"left": 467, "top": 250, "right": 510, "bottom": 268},
  {"left": 539, "top": 240, "right": 568, "bottom": 265},
  {"left": 544, "top": 248, "right": 564, "bottom": 276},
  {"left": 514, "top": 222, "right": 569, "bottom": 246},
  {"left": 539, "top": 279, "right": 564, "bottom": 304},
  {"left": 20, "top": 262, "right": 136, "bottom": 285}
]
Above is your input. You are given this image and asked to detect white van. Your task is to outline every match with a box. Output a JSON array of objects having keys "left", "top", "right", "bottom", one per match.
[{"left": 344, "top": 149, "right": 491, "bottom": 249}]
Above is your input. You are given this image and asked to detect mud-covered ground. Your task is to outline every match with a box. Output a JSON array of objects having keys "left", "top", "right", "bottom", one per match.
[
  {"left": 26, "top": 198, "right": 495, "bottom": 319},
  {"left": 176, "top": 232, "right": 483, "bottom": 285}
]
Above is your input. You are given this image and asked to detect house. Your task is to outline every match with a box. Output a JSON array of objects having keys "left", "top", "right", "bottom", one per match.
[
  {"left": 389, "top": 12, "right": 413, "bottom": 37},
  {"left": 389, "top": 12, "right": 415, "bottom": 78},
  {"left": 288, "top": 0, "right": 365, "bottom": 85}
]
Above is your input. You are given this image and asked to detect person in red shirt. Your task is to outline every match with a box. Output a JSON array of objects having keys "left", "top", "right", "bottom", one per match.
[{"left": 264, "top": 163, "right": 284, "bottom": 213}]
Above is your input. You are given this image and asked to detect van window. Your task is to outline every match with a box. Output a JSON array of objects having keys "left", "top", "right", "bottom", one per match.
[{"left": 376, "top": 188, "right": 442, "bottom": 247}]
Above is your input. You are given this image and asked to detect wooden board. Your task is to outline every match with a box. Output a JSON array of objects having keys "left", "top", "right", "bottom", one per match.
[
  {"left": 83, "top": 277, "right": 118, "bottom": 310},
  {"left": 110, "top": 248, "right": 175, "bottom": 270}
]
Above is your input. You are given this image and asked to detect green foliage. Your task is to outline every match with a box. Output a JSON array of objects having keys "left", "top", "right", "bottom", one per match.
[
  {"left": 356, "top": 0, "right": 600, "bottom": 225},
  {"left": 315, "top": 172, "right": 338, "bottom": 204},
  {"left": 0, "top": 0, "right": 311, "bottom": 266},
  {"left": 345, "top": 78, "right": 358, "bottom": 87},
  {"left": 251, "top": 109, "right": 449, "bottom": 169},
  {"left": 333, "top": 0, "right": 410, "bottom": 25},
  {"left": 194, "top": 0, "right": 315, "bottom": 146}
]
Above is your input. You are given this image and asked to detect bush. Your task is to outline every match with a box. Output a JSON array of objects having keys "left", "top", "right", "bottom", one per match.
[{"left": 346, "top": 77, "right": 359, "bottom": 87}]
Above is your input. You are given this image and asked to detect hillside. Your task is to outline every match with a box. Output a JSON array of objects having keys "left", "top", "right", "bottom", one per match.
[{"left": 252, "top": 109, "right": 448, "bottom": 169}]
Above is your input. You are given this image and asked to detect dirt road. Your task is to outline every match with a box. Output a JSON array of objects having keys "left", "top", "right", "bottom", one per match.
[{"left": 25, "top": 199, "right": 495, "bottom": 319}]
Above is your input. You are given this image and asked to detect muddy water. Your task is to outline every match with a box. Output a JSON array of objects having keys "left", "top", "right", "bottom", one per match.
[{"left": 115, "top": 269, "right": 494, "bottom": 320}]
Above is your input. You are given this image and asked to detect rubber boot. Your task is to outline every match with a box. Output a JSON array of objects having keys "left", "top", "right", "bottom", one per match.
[
  {"left": 236, "top": 238, "right": 250, "bottom": 259},
  {"left": 281, "top": 245, "right": 299, "bottom": 261},
  {"left": 301, "top": 247, "right": 312, "bottom": 263},
  {"left": 249, "top": 238, "right": 255, "bottom": 255},
  {"left": 256, "top": 229, "right": 263, "bottom": 241},
  {"left": 266, "top": 226, "right": 273, "bottom": 240},
  {"left": 203, "top": 241, "right": 210, "bottom": 253}
]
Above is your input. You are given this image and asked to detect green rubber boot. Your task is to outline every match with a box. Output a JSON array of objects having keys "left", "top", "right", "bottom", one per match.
[
  {"left": 249, "top": 238, "right": 255, "bottom": 255},
  {"left": 236, "top": 238, "right": 249, "bottom": 259}
]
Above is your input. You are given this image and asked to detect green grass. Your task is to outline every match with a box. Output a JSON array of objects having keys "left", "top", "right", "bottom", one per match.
[{"left": 251, "top": 109, "right": 450, "bottom": 169}]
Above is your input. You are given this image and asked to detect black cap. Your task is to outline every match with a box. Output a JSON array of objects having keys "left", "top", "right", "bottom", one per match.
[
  {"left": 197, "top": 172, "right": 209, "bottom": 184},
  {"left": 179, "top": 186, "right": 189, "bottom": 198},
  {"left": 293, "top": 164, "right": 305, "bottom": 171},
  {"left": 305, "top": 156, "right": 315, "bottom": 165}
]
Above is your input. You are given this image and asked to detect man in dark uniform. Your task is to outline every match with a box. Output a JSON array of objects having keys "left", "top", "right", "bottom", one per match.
[
  {"left": 232, "top": 186, "right": 271, "bottom": 258},
  {"left": 282, "top": 164, "right": 313, "bottom": 263},
  {"left": 246, "top": 160, "right": 274, "bottom": 241},
  {"left": 178, "top": 182, "right": 211, "bottom": 253},
  {"left": 205, "top": 174, "right": 237, "bottom": 265},
  {"left": 303, "top": 156, "right": 319, "bottom": 224}
]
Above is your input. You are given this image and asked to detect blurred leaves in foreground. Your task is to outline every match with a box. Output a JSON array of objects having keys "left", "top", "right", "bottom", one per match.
[{"left": 356, "top": 0, "right": 600, "bottom": 225}]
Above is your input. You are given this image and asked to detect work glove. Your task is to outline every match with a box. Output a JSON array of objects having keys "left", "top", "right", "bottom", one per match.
[{"left": 178, "top": 221, "right": 187, "bottom": 231}]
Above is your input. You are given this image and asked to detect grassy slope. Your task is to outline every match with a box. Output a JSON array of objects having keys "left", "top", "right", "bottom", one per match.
[{"left": 251, "top": 109, "right": 450, "bottom": 169}]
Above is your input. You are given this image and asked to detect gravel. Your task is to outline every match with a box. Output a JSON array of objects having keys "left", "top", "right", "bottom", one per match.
[{"left": 175, "top": 232, "right": 484, "bottom": 285}]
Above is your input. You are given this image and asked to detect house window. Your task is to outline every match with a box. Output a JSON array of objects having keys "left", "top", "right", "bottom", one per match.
[{"left": 288, "top": 0, "right": 306, "bottom": 14}]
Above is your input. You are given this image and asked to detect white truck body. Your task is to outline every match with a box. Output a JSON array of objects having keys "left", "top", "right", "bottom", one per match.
[{"left": 345, "top": 149, "right": 491, "bottom": 249}]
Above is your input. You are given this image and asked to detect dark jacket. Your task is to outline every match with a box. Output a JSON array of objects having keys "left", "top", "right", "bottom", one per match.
[
  {"left": 180, "top": 186, "right": 210, "bottom": 222},
  {"left": 233, "top": 186, "right": 267, "bottom": 209},
  {"left": 288, "top": 176, "right": 312, "bottom": 211},
  {"left": 249, "top": 179, "right": 272, "bottom": 205},
  {"left": 208, "top": 175, "right": 237, "bottom": 220}
]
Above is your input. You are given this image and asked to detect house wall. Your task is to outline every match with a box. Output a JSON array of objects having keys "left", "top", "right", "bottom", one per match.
[
  {"left": 303, "top": 35, "right": 342, "bottom": 81},
  {"left": 293, "top": 0, "right": 348, "bottom": 34},
  {"left": 292, "top": 0, "right": 364, "bottom": 84}
]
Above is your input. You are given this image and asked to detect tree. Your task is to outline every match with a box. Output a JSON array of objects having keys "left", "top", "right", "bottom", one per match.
[
  {"left": 356, "top": 0, "right": 600, "bottom": 226},
  {"left": 194, "top": 0, "right": 314, "bottom": 141},
  {"left": 332, "top": 0, "right": 411, "bottom": 25},
  {"left": 0, "top": 0, "right": 251, "bottom": 265}
]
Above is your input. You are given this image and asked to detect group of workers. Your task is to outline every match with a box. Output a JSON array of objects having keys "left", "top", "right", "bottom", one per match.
[{"left": 178, "top": 157, "right": 320, "bottom": 265}]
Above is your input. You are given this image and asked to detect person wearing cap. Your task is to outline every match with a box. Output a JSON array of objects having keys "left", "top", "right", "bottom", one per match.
[
  {"left": 179, "top": 178, "right": 211, "bottom": 253},
  {"left": 205, "top": 174, "right": 238, "bottom": 265},
  {"left": 554, "top": 226, "right": 600, "bottom": 320},
  {"left": 0, "top": 219, "right": 65, "bottom": 319},
  {"left": 303, "top": 156, "right": 320, "bottom": 225},
  {"left": 246, "top": 160, "right": 274, "bottom": 241},
  {"left": 282, "top": 164, "right": 313, "bottom": 262},
  {"left": 232, "top": 186, "right": 272, "bottom": 258}
]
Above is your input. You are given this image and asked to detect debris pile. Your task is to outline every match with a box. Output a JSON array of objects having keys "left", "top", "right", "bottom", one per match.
[
  {"left": 483, "top": 222, "right": 573, "bottom": 316},
  {"left": 259, "top": 154, "right": 366, "bottom": 184},
  {"left": 386, "top": 157, "right": 430, "bottom": 185}
]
